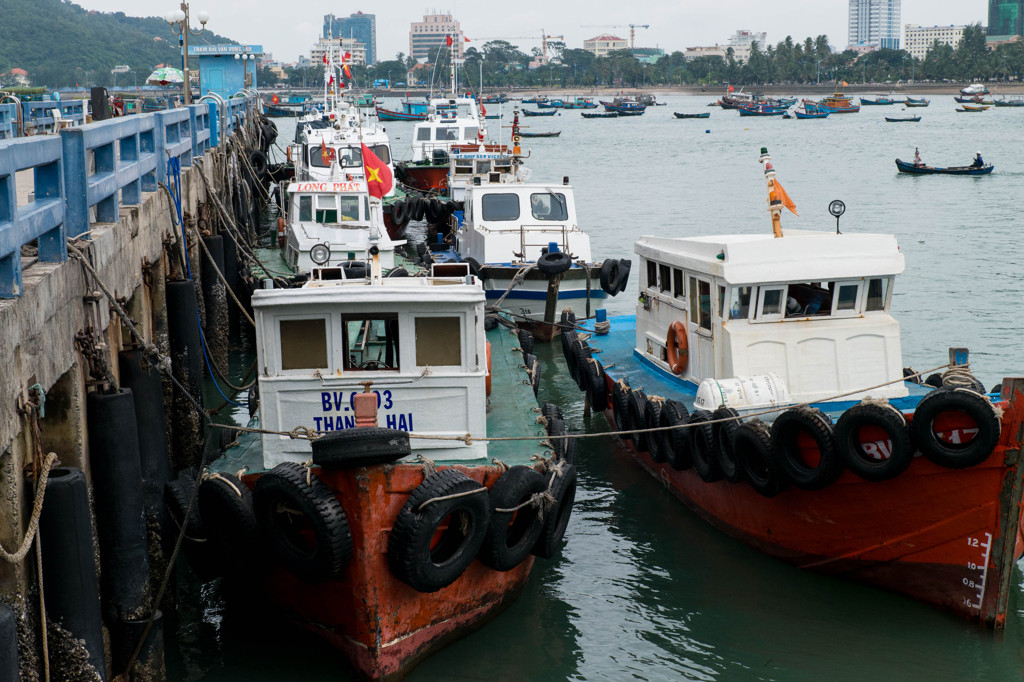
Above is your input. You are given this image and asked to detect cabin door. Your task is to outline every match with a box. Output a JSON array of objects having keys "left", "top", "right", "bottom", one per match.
[{"left": 687, "top": 275, "right": 715, "bottom": 380}]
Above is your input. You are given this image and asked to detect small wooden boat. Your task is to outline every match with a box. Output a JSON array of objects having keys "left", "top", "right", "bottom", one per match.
[
  {"left": 904, "top": 99, "right": 930, "bottom": 108},
  {"left": 375, "top": 105, "right": 427, "bottom": 122},
  {"left": 993, "top": 96, "right": 1024, "bottom": 107},
  {"left": 615, "top": 110, "right": 645, "bottom": 117},
  {"left": 885, "top": 116, "right": 921, "bottom": 123},
  {"left": 518, "top": 131, "right": 561, "bottom": 138},
  {"left": 957, "top": 105, "right": 990, "bottom": 112},
  {"left": 794, "top": 109, "right": 829, "bottom": 119},
  {"left": 536, "top": 99, "right": 565, "bottom": 109},
  {"left": 954, "top": 96, "right": 994, "bottom": 104},
  {"left": 522, "top": 109, "right": 558, "bottom": 117},
  {"left": 673, "top": 112, "right": 710, "bottom": 119},
  {"left": 895, "top": 159, "right": 994, "bottom": 175},
  {"left": 738, "top": 103, "right": 788, "bottom": 116},
  {"left": 484, "top": 114, "right": 501, "bottom": 119},
  {"left": 860, "top": 95, "right": 898, "bottom": 105},
  {"left": 582, "top": 112, "right": 618, "bottom": 119}
]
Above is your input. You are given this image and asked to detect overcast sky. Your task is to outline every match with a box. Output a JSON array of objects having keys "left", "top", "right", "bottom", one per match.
[{"left": 77, "top": 1, "right": 987, "bottom": 62}]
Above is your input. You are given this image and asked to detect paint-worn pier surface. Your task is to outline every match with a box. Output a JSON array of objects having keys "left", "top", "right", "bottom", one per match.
[{"left": 0, "top": 94, "right": 267, "bottom": 681}]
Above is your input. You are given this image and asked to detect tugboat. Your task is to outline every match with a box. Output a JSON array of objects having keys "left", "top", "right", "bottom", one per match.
[
  {"left": 563, "top": 147, "right": 1024, "bottom": 627},
  {"left": 180, "top": 256, "right": 578, "bottom": 679}
]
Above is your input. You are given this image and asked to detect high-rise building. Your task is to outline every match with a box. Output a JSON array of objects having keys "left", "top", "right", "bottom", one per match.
[
  {"left": 989, "top": 1, "right": 1024, "bottom": 38},
  {"left": 728, "top": 30, "right": 768, "bottom": 62},
  {"left": 324, "top": 12, "right": 377, "bottom": 65},
  {"left": 409, "top": 13, "right": 464, "bottom": 62},
  {"left": 904, "top": 24, "right": 968, "bottom": 60},
  {"left": 848, "top": 0, "right": 902, "bottom": 50}
]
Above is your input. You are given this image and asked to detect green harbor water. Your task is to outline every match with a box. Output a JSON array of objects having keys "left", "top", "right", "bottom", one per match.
[{"left": 170, "top": 95, "right": 1024, "bottom": 681}]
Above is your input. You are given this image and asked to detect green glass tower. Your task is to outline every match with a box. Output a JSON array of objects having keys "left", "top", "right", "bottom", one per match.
[{"left": 990, "top": 0, "right": 1024, "bottom": 37}]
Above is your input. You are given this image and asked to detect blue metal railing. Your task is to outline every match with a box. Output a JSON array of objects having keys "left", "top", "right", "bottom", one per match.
[
  {"left": 22, "top": 100, "right": 86, "bottom": 133},
  {"left": 0, "top": 94, "right": 258, "bottom": 298},
  {"left": 0, "top": 104, "right": 17, "bottom": 140}
]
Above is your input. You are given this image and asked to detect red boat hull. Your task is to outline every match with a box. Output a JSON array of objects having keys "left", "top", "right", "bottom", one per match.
[
  {"left": 602, "top": 377, "right": 1024, "bottom": 627},
  {"left": 399, "top": 163, "right": 449, "bottom": 192},
  {"left": 243, "top": 463, "right": 533, "bottom": 680},
  {"left": 382, "top": 205, "right": 407, "bottom": 241}
]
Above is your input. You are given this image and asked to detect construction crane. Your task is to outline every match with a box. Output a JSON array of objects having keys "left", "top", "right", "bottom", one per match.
[
  {"left": 580, "top": 23, "right": 650, "bottom": 49},
  {"left": 541, "top": 29, "right": 565, "bottom": 63}
]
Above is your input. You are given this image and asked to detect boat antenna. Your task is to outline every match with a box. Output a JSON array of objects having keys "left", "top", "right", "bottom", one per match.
[{"left": 758, "top": 147, "right": 785, "bottom": 238}]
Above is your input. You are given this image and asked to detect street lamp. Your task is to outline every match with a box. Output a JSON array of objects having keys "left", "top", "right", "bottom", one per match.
[
  {"left": 165, "top": 3, "right": 209, "bottom": 105},
  {"left": 234, "top": 49, "right": 256, "bottom": 88}
]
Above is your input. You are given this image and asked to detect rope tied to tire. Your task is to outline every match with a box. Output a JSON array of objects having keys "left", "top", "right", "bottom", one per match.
[
  {"left": 416, "top": 454, "right": 438, "bottom": 478},
  {"left": 416, "top": 486, "right": 487, "bottom": 512},
  {"left": 941, "top": 366, "right": 982, "bottom": 389},
  {"left": 0, "top": 452, "right": 57, "bottom": 564},
  {"left": 494, "top": 490, "right": 554, "bottom": 514},
  {"left": 204, "top": 472, "right": 244, "bottom": 499}
]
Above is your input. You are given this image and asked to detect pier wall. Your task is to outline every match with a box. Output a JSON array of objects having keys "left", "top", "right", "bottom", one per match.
[{"left": 0, "top": 94, "right": 260, "bottom": 678}]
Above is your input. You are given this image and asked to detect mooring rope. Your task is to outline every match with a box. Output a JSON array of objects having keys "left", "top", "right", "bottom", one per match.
[{"left": 0, "top": 452, "right": 57, "bottom": 564}]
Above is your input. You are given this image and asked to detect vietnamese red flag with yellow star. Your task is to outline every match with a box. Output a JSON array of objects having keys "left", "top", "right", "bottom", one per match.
[{"left": 361, "top": 143, "right": 393, "bottom": 198}]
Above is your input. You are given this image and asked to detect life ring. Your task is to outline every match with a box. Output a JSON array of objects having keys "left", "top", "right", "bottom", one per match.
[
  {"left": 478, "top": 466, "right": 547, "bottom": 571},
  {"left": 486, "top": 341, "right": 492, "bottom": 396},
  {"left": 311, "top": 427, "right": 411, "bottom": 469},
  {"left": 644, "top": 398, "right": 665, "bottom": 463},
  {"left": 733, "top": 420, "right": 789, "bottom": 497},
  {"left": 583, "top": 356, "right": 608, "bottom": 412},
  {"left": 834, "top": 401, "right": 912, "bottom": 481},
  {"left": 771, "top": 407, "right": 843, "bottom": 490},
  {"left": 198, "top": 473, "right": 259, "bottom": 570},
  {"left": 660, "top": 400, "right": 692, "bottom": 471},
  {"left": 253, "top": 462, "right": 353, "bottom": 583},
  {"left": 612, "top": 379, "right": 631, "bottom": 432},
  {"left": 713, "top": 406, "right": 743, "bottom": 482},
  {"left": 626, "top": 390, "right": 649, "bottom": 452},
  {"left": 912, "top": 388, "right": 1000, "bottom": 469},
  {"left": 387, "top": 469, "right": 490, "bottom": 592},
  {"left": 688, "top": 410, "right": 722, "bottom": 482},
  {"left": 531, "top": 462, "right": 578, "bottom": 559},
  {"left": 666, "top": 321, "right": 689, "bottom": 375},
  {"left": 537, "top": 251, "right": 572, "bottom": 276}
]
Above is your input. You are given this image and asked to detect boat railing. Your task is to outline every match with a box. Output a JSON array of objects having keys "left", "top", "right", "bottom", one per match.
[{"left": 517, "top": 224, "right": 570, "bottom": 259}]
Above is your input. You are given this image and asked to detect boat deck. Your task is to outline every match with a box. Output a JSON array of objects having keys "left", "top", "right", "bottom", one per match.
[
  {"left": 582, "top": 314, "right": 936, "bottom": 420},
  {"left": 248, "top": 245, "right": 423, "bottom": 280}
]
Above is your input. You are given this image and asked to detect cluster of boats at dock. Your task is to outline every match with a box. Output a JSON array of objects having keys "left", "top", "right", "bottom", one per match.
[{"left": 181, "top": 58, "right": 1024, "bottom": 679}]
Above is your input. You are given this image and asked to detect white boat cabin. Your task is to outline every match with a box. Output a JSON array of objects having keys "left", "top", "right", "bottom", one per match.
[
  {"left": 283, "top": 180, "right": 401, "bottom": 273},
  {"left": 447, "top": 144, "right": 520, "bottom": 202},
  {"left": 456, "top": 181, "right": 593, "bottom": 264},
  {"left": 634, "top": 230, "right": 908, "bottom": 404},
  {"left": 253, "top": 270, "right": 488, "bottom": 468},
  {"left": 410, "top": 97, "right": 484, "bottom": 162}
]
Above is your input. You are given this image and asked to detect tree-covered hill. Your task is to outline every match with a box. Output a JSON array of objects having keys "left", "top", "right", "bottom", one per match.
[{"left": 0, "top": 0, "right": 238, "bottom": 88}]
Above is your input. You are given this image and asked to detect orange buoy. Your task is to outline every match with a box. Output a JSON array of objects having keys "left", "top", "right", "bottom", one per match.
[
  {"left": 666, "top": 321, "right": 689, "bottom": 375},
  {"left": 485, "top": 342, "right": 492, "bottom": 396}
]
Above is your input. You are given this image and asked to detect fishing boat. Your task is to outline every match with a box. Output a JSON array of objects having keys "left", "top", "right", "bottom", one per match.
[
  {"left": 518, "top": 131, "right": 560, "bottom": 138},
  {"left": 481, "top": 94, "right": 510, "bottom": 104},
  {"left": 961, "top": 83, "right": 990, "bottom": 96},
  {"left": 193, "top": 256, "right": 578, "bottom": 680},
  {"left": 859, "top": 95, "right": 898, "bottom": 105},
  {"left": 600, "top": 99, "right": 647, "bottom": 114},
  {"left": 992, "top": 96, "right": 1024, "bottom": 107},
  {"left": 803, "top": 93, "right": 860, "bottom": 114},
  {"left": 955, "top": 96, "right": 994, "bottom": 104},
  {"left": 582, "top": 112, "right": 619, "bottom": 119},
  {"left": 352, "top": 93, "right": 376, "bottom": 109},
  {"left": 563, "top": 146, "right": 1024, "bottom": 627},
  {"left": 895, "top": 159, "right": 994, "bottom": 175},
  {"left": 522, "top": 109, "right": 558, "bottom": 117},
  {"left": 957, "top": 105, "right": 990, "bottom": 112},
  {"left": 737, "top": 103, "right": 789, "bottom": 116},
  {"left": 904, "top": 97, "right": 930, "bottom": 108},
  {"left": 717, "top": 92, "right": 758, "bottom": 110},
  {"left": 673, "top": 112, "right": 711, "bottom": 119},
  {"left": 375, "top": 105, "right": 427, "bottom": 122},
  {"left": 793, "top": 108, "right": 829, "bottom": 119},
  {"left": 562, "top": 97, "right": 598, "bottom": 110},
  {"left": 536, "top": 99, "right": 565, "bottom": 109},
  {"left": 484, "top": 114, "right": 502, "bottom": 119},
  {"left": 885, "top": 115, "right": 921, "bottom": 123},
  {"left": 521, "top": 95, "right": 548, "bottom": 104},
  {"left": 615, "top": 110, "right": 645, "bottom": 117}
]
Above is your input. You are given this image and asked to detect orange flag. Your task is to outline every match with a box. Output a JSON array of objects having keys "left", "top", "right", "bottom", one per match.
[
  {"left": 361, "top": 143, "right": 393, "bottom": 198},
  {"left": 774, "top": 180, "right": 798, "bottom": 216}
]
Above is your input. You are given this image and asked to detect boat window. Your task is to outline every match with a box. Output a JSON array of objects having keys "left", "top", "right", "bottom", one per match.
[
  {"left": 309, "top": 146, "right": 335, "bottom": 168},
  {"left": 689, "top": 276, "right": 712, "bottom": 330},
  {"left": 866, "top": 278, "right": 889, "bottom": 311},
  {"left": 416, "top": 127, "right": 431, "bottom": 141},
  {"left": 673, "top": 269, "right": 684, "bottom": 300},
  {"left": 835, "top": 283, "right": 860, "bottom": 312},
  {"left": 368, "top": 144, "right": 391, "bottom": 165},
  {"left": 646, "top": 261, "right": 657, "bottom": 289},
  {"left": 279, "top": 318, "right": 328, "bottom": 371},
  {"left": 415, "top": 317, "right": 462, "bottom": 366},
  {"left": 436, "top": 127, "right": 459, "bottom": 141},
  {"left": 337, "top": 147, "right": 362, "bottom": 168},
  {"left": 298, "top": 195, "right": 313, "bottom": 221},
  {"left": 759, "top": 286, "right": 785, "bottom": 320},
  {"left": 455, "top": 159, "right": 474, "bottom": 175},
  {"left": 659, "top": 264, "right": 671, "bottom": 294},
  {"left": 529, "top": 193, "right": 569, "bottom": 221},
  {"left": 342, "top": 314, "right": 400, "bottom": 371},
  {"left": 465, "top": 126, "right": 479, "bottom": 140},
  {"left": 315, "top": 194, "right": 338, "bottom": 224},
  {"left": 719, "top": 285, "right": 726, "bottom": 318},
  {"left": 337, "top": 196, "right": 360, "bottom": 222},
  {"left": 785, "top": 283, "right": 832, "bottom": 316},
  {"left": 481, "top": 193, "right": 520, "bottom": 221},
  {"left": 728, "top": 286, "right": 753, "bottom": 320}
]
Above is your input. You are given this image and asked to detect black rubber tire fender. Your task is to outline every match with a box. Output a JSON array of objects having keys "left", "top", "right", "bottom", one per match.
[
  {"left": 712, "top": 406, "right": 743, "bottom": 482},
  {"left": 627, "top": 390, "right": 650, "bottom": 452},
  {"left": 478, "top": 466, "right": 547, "bottom": 571},
  {"left": 572, "top": 338, "right": 592, "bottom": 391},
  {"left": 311, "top": 427, "right": 412, "bottom": 469},
  {"left": 689, "top": 410, "right": 722, "bottom": 482},
  {"left": 253, "top": 462, "right": 353, "bottom": 583},
  {"left": 599, "top": 258, "right": 620, "bottom": 295},
  {"left": 645, "top": 398, "right": 665, "bottom": 463},
  {"left": 734, "top": 420, "right": 789, "bottom": 497},
  {"left": 612, "top": 379, "right": 631, "bottom": 432},
  {"left": 560, "top": 326, "right": 578, "bottom": 376},
  {"left": 835, "top": 402, "right": 913, "bottom": 481},
  {"left": 548, "top": 416, "right": 576, "bottom": 464},
  {"left": 249, "top": 149, "right": 269, "bottom": 179},
  {"left": 531, "top": 463, "right": 578, "bottom": 559},
  {"left": 613, "top": 259, "right": 632, "bottom": 294},
  {"left": 198, "top": 473, "right": 259, "bottom": 566},
  {"left": 392, "top": 199, "right": 409, "bottom": 227},
  {"left": 565, "top": 335, "right": 584, "bottom": 388},
  {"left": 463, "top": 256, "right": 485, "bottom": 281},
  {"left": 583, "top": 356, "right": 609, "bottom": 412},
  {"left": 912, "top": 388, "right": 1001, "bottom": 469},
  {"left": 660, "top": 400, "right": 692, "bottom": 470},
  {"left": 537, "top": 250, "right": 572, "bottom": 276},
  {"left": 387, "top": 468, "right": 490, "bottom": 592},
  {"left": 542, "top": 402, "right": 563, "bottom": 425},
  {"left": 524, "top": 352, "right": 540, "bottom": 397},
  {"left": 412, "top": 196, "right": 427, "bottom": 221},
  {"left": 517, "top": 328, "right": 535, "bottom": 355},
  {"left": 771, "top": 407, "right": 843, "bottom": 490}
]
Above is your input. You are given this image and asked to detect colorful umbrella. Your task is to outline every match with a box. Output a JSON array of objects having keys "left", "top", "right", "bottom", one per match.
[{"left": 145, "top": 66, "right": 184, "bottom": 86}]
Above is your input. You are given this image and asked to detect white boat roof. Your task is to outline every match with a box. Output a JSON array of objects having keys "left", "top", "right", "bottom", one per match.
[
  {"left": 252, "top": 277, "right": 485, "bottom": 310},
  {"left": 635, "top": 229, "right": 905, "bottom": 284}
]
